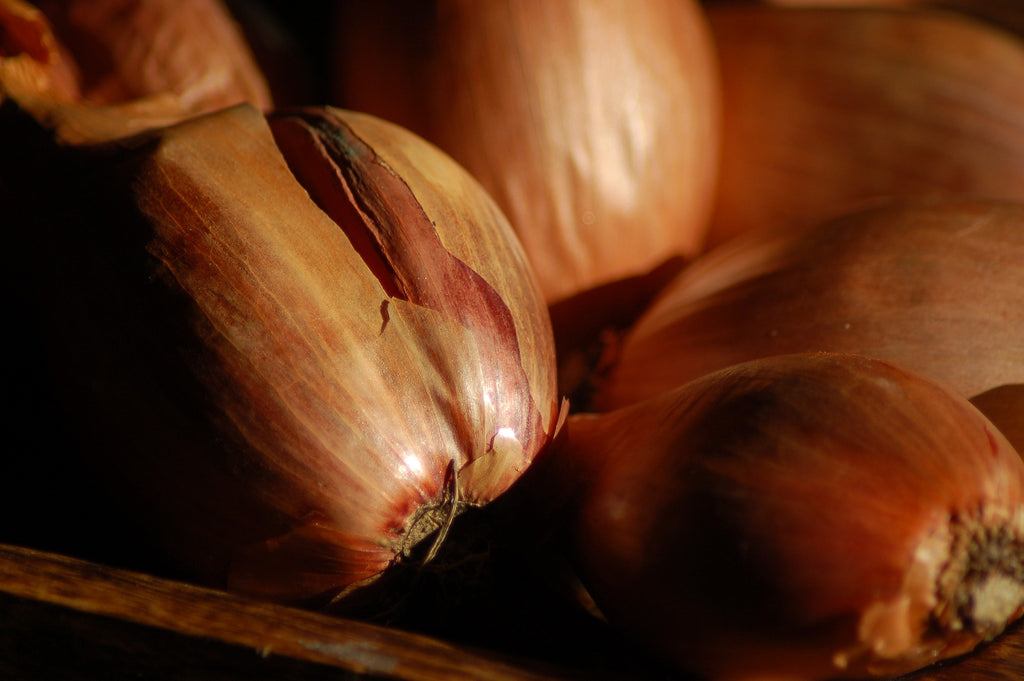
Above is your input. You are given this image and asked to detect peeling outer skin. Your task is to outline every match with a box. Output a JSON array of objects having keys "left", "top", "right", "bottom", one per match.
[
  {"left": 24, "top": 0, "right": 272, "bottom": 111},
  {"left": 265, "top": 107, "right": 559, "bottom": 500},
  {"left": 1, "top": 0, "right": 271, "bottom": 145},
  {"left": 0, "top": 0, "right": 80, "bottom": 102}
]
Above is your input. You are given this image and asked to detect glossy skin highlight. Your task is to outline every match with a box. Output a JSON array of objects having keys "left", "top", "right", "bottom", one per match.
[{"left": 332, "top": 0, "right": 721, "bottom": 304}]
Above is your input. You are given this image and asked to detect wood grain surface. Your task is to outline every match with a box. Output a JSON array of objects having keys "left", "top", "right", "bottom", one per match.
[
  {"left": 0, "top": 543, "right": 586, "bottom": 681},
  {"left": 0, "top": 542, "right": 1020, "bottom": 681},
  {"left": 903, "top": 617, "right": 1023, "bottom": 681}
]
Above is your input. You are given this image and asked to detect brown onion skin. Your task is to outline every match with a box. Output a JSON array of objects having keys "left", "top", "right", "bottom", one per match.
[
  {"left": 595, "top": 198, "right": 1024, "bottom": 411},
  {"left": 12, "top": 103, "right": 560, "bottom": 603},
  {"left": 566, "top": 353, "right": 1024, "bottom": 681},
  {"left": 0, "top": 0, "right": 271, "bottom": 143},
  {"left": 330, "top": 0, "right": 721, "bottom": 306},
  {"left": 31, "top": 0, "right": 271, "bottom": 110},
  {"left": 705, "top": 3, "right": 1024, "bottom": 248},
  {"left": 0, "top": 0, "right": 81, "bottom": 100}
]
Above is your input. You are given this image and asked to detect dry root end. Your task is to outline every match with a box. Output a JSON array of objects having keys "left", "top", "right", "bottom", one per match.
[
  {"left": 402, "top": 459, "right": 464, "bottom": 565},
  {"left": 324, "top": 460, "right": 477, "bottom": 620},
  {"left": 839, "top": 508, "right": 1024, "bottom": 675},
  {"left": 934, "top": 510, "right": 1024, "bottom": 638}
]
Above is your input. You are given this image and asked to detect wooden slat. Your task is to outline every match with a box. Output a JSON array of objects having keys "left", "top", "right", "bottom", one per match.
[
  {"left": 902, "top": 618, "right": 1024, "bottom": 681},
  {"left": 0, "top": 543, "right": 581, "bottom": 681},
  {"left": 0, "top": 542, "right": 1020, "bottom": 680}
]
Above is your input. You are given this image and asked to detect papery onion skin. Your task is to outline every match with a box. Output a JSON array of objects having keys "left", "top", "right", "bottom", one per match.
[
  {"left": 595, "top": 198, "right": 1024, "bottom": 411},
  {"left": 0, "top": 0, "right": 271, "bottom": 143},
  {"left": 0, "top": 0, "right": 80, "bottom": 100},
  {"left": 567, "top": 353, "right": 1024, "bottom": 681},
  {"left": 705, "top": 4, "right": 1024, "bottom": 248},
  {"left": 331, "top": 0, "right": 721, "bottom": 306},
  {"left": 31, "top": 0, "right": 271, "bottom": 110},
  {"left": 14, "top": 102, "right": 560, "bottom": 603}
]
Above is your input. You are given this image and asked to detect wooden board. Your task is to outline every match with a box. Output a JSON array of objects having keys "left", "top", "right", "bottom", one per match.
[
  {"left": 0, "top": 542, "right": 1020, "bottom": 680},
  {"left": 0, "top": 543, "right": 590, "bottom": 681}
]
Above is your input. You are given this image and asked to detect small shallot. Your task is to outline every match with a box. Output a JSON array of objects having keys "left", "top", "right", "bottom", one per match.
[
  {"left": 566, "top": 353, "right": 1024, "bottom": 680},
  {"left": 596, "top": 198, "right": 1024, "bottom": 410},
  {"left": 331, "top": 0, "right": 721, "bottom": 305},
  {"left": 705, "top": 3, "right": 1024, "bottom": 247},
  {"left": 8, "top": 102, "right": 561, "bottom": 604}
]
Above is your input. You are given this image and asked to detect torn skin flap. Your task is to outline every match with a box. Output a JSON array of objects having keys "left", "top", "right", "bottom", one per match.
[
  {"left": 266, "top": 108, "right": 549, "bottom": 472},
  {"left": 267, "top": 113, "right": 406, "bottom": 300}
]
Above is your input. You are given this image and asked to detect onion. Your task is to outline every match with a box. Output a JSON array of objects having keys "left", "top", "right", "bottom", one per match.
[
  {"left": 0, "top": 0, "right": 271, "bottom": 142},
  {"left": 9, "top": 102, "right": 561, "bottom": 604},
  {"left": 33, "top": 0, "right": 270, "bottom": 108},
  {"left": 595, "top": 198, "right": 1024, "bottom": 410},
  {"left": 330, "top": 0, "right": 721, "bottom": 306},
  {"left": 566, "top": 352, "right": 1024, "bottom": 680},
  {"left": 705, "top": 3, "right": 1024, "bottom": 247}
]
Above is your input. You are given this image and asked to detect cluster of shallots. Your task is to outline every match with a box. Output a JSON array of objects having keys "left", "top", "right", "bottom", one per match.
[{"left": 1, "top": 2, "right": 1022, "bottom": 681}]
